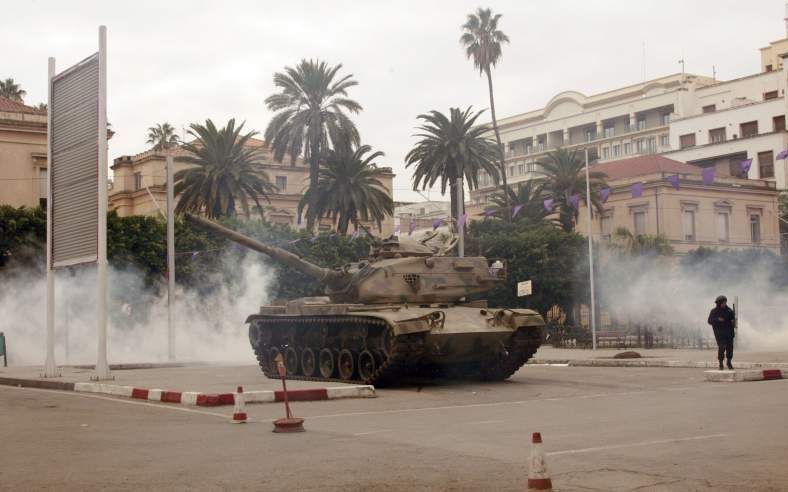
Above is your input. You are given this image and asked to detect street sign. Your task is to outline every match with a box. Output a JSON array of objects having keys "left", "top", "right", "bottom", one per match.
[{"left": 517, "top": 280, "right": 533, "bottom": 297}]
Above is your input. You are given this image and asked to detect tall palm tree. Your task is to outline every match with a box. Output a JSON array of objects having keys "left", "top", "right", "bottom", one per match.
[
  {"left": 298, "top": 144, "right": 393, "bottom": 234},
  {"left": 146, "top": 122, "right": 180, "bottom": 151},
  {"left": 174, "top": 119, "right": 276, "bottom": 218},
  {"left": 537, "top": 148, "right": 607, "bottom": 232},
  {"left": 489, "top": 180, "right": 555, "bottom": 226},
  {"left": 610, "top": 227, "right": 673, "bottom": 256},
  {"left": 460, "top": 8, "right": 510, "bottom": 211},
  {"left": 264, "top": 59, "right": 362, "bottom": 230},
  {"left": 0, "top": 78, "right": 26, "bottom": 102},
  {"left": 405, "top": 107, "right": 500, "bottom": 219}
]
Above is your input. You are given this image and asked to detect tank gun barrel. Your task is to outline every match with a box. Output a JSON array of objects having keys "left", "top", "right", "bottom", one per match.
[{"left": 185, "top": 214, "right": 347, "bottom": 286}]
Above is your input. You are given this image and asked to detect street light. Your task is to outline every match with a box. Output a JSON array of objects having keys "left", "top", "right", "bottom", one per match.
[{"left": 584, "top": 147, "right": 597, "bottom": 350}]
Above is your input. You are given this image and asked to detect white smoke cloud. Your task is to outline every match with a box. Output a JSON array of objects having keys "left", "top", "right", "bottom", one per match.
[{"left": 0, "top": 254, "right": 273, "bottom": 366}]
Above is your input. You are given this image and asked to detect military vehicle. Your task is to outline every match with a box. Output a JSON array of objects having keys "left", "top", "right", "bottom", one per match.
[{"left": 187, "top": 214, "right": 545, "bottom": 386}]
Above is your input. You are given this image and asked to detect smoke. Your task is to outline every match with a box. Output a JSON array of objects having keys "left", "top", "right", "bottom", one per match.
[
  {"left": 595, "top": 251, "right": 788, "bottom": 351},
  {"left": 0, "top": 254, "right": 274, "bottom": 366}
]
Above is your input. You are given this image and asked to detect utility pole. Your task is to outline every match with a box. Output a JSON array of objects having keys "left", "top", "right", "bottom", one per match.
[
  {"left": 166, "top": 154, "right": 176, "bottom": 361},
  {"left": 43, "top": 56, "right": 59, "bottom": 378},
  {"left": 584, "top": 147, "right": 597, "bottom": 350},
  {"left": 455, "top": 178, "right": 464, "bottom": 257}
]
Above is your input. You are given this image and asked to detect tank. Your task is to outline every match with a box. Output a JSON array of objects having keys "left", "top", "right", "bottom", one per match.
[{"left": 187, "top": 214, "right": 545, "bottom": 386}]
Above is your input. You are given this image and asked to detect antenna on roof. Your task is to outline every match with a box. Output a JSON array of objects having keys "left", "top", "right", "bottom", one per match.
[
  {"left": 642, "top": 41, "right": 646, "bottom": 81},
  {"left": 712, "top": 65, "right": 716, "bottom": 81}
]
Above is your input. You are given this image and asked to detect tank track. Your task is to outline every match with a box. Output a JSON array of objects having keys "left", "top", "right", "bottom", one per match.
[{"left": 250, "top": 315, "right": 542, "bottom": 386}]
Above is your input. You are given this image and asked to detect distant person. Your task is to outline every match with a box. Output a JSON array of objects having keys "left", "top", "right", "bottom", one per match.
[{"left": 707, "top": 295, "right": 735, "bottom": 370}]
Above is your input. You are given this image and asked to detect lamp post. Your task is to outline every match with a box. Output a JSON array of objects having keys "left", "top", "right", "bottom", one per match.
[{"left": 584, "top": 147, "right": 597, "bottom": 350}]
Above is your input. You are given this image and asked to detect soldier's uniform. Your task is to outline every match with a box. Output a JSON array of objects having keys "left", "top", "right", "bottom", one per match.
[{"left": 707, "top": 295, "right": 735, "bottom": 370}]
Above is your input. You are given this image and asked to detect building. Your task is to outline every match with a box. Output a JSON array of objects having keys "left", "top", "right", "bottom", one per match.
[
  {"left": 573, "top": 155, "right": 780, "bottom": 255},
  {"left": 0, "top": 96, "right": 48, "bottom": 208},
  {"left": 393, "top": 200, "right": 450, "bottom": 233},
  {"left": 108, "top": 139, "right": 396, "bottom": 236}
]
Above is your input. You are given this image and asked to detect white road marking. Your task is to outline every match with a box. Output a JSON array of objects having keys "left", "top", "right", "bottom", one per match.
[
  {"left": 468, "top": 419, "right": 507, "bottom": 425},
  {"left": 353, "top": 429, "right": 393, "bottom": 436},
  {"left": 546, "top": 434, "right": 727, "bottom": 457}
]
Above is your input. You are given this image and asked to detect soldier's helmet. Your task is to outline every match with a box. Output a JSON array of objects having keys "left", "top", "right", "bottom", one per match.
[{"left": 715, "top": 295, "right": 727, "bottom": 304}]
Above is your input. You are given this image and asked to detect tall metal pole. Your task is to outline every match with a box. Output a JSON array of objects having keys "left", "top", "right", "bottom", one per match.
[
  {"left": 166, "top": 154, "right": 176, "bottom": 361},
  {"left": 94, "top": 25, "right": 111, "bottom": 380},
  {"left": 455, "top": 177, "right": 464, "bottom": 257},
  {"left": 584, "top": 147, "right": 597, "bottom": 350},
  {"left": 43, "top": 56, "right": 59, "bottom": 378}
]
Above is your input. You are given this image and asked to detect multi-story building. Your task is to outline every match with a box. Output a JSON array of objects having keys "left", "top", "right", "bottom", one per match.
[
  {"left": 0, "top": 96, "right": 48, "bottom": 208},
  {"left": 393, "top": 200, "right": 450, "bottom": 233},
  {"left": 109, "top": 139, "right": 396, "bottom": 236}
]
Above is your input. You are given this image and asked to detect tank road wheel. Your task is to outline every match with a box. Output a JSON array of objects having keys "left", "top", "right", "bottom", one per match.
[
  {"left": 285, "top": 346, "right": 299, "bottom": 375},
  {"left": 319, "top": 348, "right": 336, "bottom": 379},
  {"left": 300, "top": 348, "right": 317, "bottom": 377},
  {"left": 268, "top": 346, "right": 281, "bottom": 373},
  {"left": 338, "top": 349, "right": 357, "bottom": 381},
  {"left": 357, "top": 350, "right": 378, "bottom": 382}
]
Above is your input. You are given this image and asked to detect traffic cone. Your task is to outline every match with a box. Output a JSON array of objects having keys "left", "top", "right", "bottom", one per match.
[
  {"left": 231, "top": 386, "right": 247, "bottom": 424},
  {"left": 527, "top": 432, "right": 552, "bottom": 491}
]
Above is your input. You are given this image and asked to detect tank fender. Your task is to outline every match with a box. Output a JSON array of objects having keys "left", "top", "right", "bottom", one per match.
[{"left": 484, "top": 308, "right": 545, "bottom": 329}]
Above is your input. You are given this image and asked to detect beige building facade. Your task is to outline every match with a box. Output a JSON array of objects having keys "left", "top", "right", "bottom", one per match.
[{"left": 0, "top": 96, "right": 48, "bottom": 208}]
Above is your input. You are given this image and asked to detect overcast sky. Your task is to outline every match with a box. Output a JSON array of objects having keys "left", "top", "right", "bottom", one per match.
[{"left": 3, "top": 0, "right": 785, "bottom": 202}]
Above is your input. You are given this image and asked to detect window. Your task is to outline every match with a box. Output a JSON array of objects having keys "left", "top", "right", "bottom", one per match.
[
  {"left": 750, "top": 214, "right": 761, "bottom": 243},
  {"left": 660, "top": 135, "right": 669, "bottom": 148},
  {"left": 601, "top": 213, "right": 613, "bottom": 240},
  {"left": 679, "top": 133, "right": 696, "bottom": 149},
  {"left": 766, "top": 64, "right": 773, "bottom": 72},
  {"left": 633, "top": 211, "right": 646, "bottom": 235},
  {"left": 758, "top": 150, "right": 774, "bottom": 178},
  {"left": 613, "top": 144, "right": 620, "bottom": 157},
  {"left": 702, "top": 104, "right": 716, "bottom": 113},
  {"left": 635, "top": 139, "right": 644, "bottom": 153},
  {"left": 509, "top": 166, "right": 514, "bottom": 177},
  {"left": 602, "top": 147, "right": 610, "bottom": 159},
  {"left": 624, "top": 143, "right": 632, "bottom": 155},
  {"left": 764, "top": 90, "right": 778, "bottom": 100},
  {"left": 527, "top": 162, "right": 536, "bottom": 173},
  {"left": 38, "top": 168, "right": 47, "bottom": 199},
  {"left": 709, "top": 127, "right": 726, "bottom": 143},
  {"left": 518, "top": 164, "right": 524, "bottom": 175},
  {"left": 660, "top": 113, "right": 671, "bottom": 125},
  {"left": 774, "top": 115, "right": 785, "bottom": 132},
  {"left": 682, "top": 210, "right": 696, "bottom": 241},
  {"left": 636, "top": 117, "right": 646, "bottom": 131},
  {"left": 604, "top": 126, "right": 615, "bottom": 138},
  {"left": 134, "top": 172, "right": 142, "bottom": 190},
  {"left": 740, "top": 121, "right": 758, "bottom": 138},
  {"left": 585, "top": 129, "right": 595, "bottom": 142},
  {"left": 275, "top": 176, "right": 287, "bottom": 191},
  {"left": 648, "top": 137, "right": 656, "bottom": 152},
  {"left": 624, "top": 120, "right": 631, "bottom": 133},
  {"left": 716, "top": 212, "right": 730, "bottom": 242}
]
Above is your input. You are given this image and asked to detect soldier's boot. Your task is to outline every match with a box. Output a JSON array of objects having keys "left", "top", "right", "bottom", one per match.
[
  {"left": 726, "top": 360, "right": 733, "bottom": 370},
  {"left": 719, "top": 360, "right": 724, "bottom": 370}
]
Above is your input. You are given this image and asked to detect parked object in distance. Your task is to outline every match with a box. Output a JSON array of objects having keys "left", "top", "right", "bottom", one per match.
[{"left": 187, "top": 214, "right": 545, "bottom": 386}]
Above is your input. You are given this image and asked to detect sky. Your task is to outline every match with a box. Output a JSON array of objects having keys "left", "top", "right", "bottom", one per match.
[{"left": 2, "top": 0, "right": 786, "bottom": 202}]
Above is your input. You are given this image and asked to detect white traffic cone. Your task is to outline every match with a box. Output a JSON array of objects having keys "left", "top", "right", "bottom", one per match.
[
  {"left": 231, "top": 385, "right": 247, "bottom": 424},
  {"left": 527, "top": 432, "right": 552, "bottom": 491}
]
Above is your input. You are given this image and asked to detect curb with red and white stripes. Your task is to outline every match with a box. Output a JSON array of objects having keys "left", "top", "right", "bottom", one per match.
[
  {"left": 704, "top": 368, "right": 786, "bottom": 382},
  {"left": 72, "top": 382, "right": 375, "bottom": 406}
]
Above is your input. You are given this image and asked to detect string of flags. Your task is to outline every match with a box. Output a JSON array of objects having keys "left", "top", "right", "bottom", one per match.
[
  {"left": 511, "top": 204, "right": 524, "bottom": 218},
  {"left": 432, "top": 218, "right": 444, "bottom": 230}
]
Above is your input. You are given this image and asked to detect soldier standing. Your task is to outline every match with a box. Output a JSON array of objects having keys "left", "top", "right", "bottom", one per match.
[{"left": 707, "top": 295, "right": 735, "bottom": 370}]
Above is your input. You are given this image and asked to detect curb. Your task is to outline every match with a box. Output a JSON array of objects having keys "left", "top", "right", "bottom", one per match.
[
  {"left": 704, "top": 368, "right": 785, "bottom": 382},
  {"left": 529, "top": 359, "right": 788, "bottom": 369}
]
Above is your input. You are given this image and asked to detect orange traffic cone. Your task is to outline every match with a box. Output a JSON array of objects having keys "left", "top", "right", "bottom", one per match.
[
  {"left": 231, "top": 386, "right": 247, "bottom": 424},
  {"left": 527, "top": 432, "right": 552, "bottom": 491}
]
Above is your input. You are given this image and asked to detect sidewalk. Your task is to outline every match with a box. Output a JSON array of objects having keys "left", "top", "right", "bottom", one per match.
[{"left": 530, "top": 347, "right": 788, "bottom": 368}]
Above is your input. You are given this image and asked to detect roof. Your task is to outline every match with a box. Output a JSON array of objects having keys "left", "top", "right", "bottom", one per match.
[
  {"left": 591, "top": 155, "right": 701, "bottom": 181},
  {"left": 0, "top": 96, "right": 46, "bottom": 115}
]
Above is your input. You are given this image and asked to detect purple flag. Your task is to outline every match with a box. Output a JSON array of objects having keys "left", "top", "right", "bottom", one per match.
[
  {"left": 740, "top": 158, "right": 753, "bottom": 174},
  {"left": 408, "top": 221, "right": 417, "bottom": 236},
  {"left": 631, "top": 182, "right": 643, "bottom": 198},
  {"left": 543, "top": 198, "right": 554, "bottom": 212},
  {"left": 600, "top": 188, "right": 610, "bottom": 203},
  {"left": 351, "top": 229, "right": 359, "bottom": 240},
  {"left": 310, "top": 235, "right": 319, "bottom": 243},
  {"left": 394, "top": 224, "right": 401, "bottom": 234},
  {"left": 191, "top": 251, "right": 199, "bottom": 260},
  {"left": 512, "top": 204, "right": 524, "bottom": 218},
  {"left": 702, "top": 167, "right": 715, "bottom": 185},
  {"left": 432, "top": 218, "right": 444, "bottom": 230},
  {"left": 458, "top": 213, "right": 468, "bottom": 231},
  {"left": 777, "top": 149, "right": 788, "bottom": 160},
  {"left": 666, "top": 174, "right": 680, "bottom": 190},
  {"left": 483, "top": 208, "right": 495, "bottom": 220},
  {"left": 568, "top": 194, "right": 580, "bottom": 209}
]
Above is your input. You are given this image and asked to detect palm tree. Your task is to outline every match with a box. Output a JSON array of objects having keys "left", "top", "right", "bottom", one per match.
[
  {"left": 0, "top": 78, "right": 26, "bottom": 102},
  {"left": 405, "top": 107, "right": 500, "bottom": 220},
  {"left": 146, "top": 122, "right": 180, "bottom": 151},
  {"left": 537, "top": 148, "right": 607, "bottom": 232},
  {"left": 264, "top": 59, "right": 362, "bottom": 231},
  {"left": 610, "top": 227, "right": 673, "bottom": 256},
  {"left": 489, "top": 180, "right": 556, "bottom": 226},
  {"left": 174, "top": 119, "right": 276, "bottom": 218},
  {"left": 298, "top": 144, "right": 393, "bottom": 234},
  {"left": 460, "top": 8, "right": 510, "bottom": 211}
]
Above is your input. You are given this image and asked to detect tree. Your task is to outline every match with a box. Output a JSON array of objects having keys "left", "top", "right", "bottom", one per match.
[
  {"left": 537, "top": 148, "right": 607, "bottom": 232},
  {"left": 460, "top": 7, "right": 510, "bottom": 212},
  {"left": 264, "top": 59, "right": 362, "bottom": 231},
  {"left": 174, "top": 119, "right": 276, "bottom": 218},
  {"left": 146, "top": 122, "right": 180, "bottom": 151},
  {"left": 405, "top": 107, "right": 500, "bottom": 219},
  {"left": 298, "top": 144, "right": 393, "bottom": 234},
  {"left": 609, "top": 227, "right": 673, "bottom": 256},
  {"left": 488, "top": 180, "right": 556, "bottom": 226},
  {"left": 0, "top": 78, "right": 26, "bottom": 102}
]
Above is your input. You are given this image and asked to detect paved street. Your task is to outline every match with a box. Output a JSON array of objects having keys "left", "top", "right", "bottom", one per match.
[{"left": 2, "top": 365, "right": 787, "bottom": 491}]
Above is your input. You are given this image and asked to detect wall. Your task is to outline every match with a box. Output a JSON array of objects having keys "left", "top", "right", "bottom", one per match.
[{"left": 0, "top": 113, "right": 47, "bottom": 207}]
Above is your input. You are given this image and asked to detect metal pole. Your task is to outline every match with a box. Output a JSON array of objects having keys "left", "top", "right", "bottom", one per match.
[
  {"left": 166, "top": 154, "right": 176, "bottom": 361},
  {"left": 43, "top": 56, "right": 59, "bottom": 378},
  {"left": 584, "top": 147, "right": 597, "bottom": 350},
  {"left": 455, "top": 177, "right": 464, "bottom": 257},
  {"left": 94, "top": 25, "right": 111, "bottom": 380}
]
